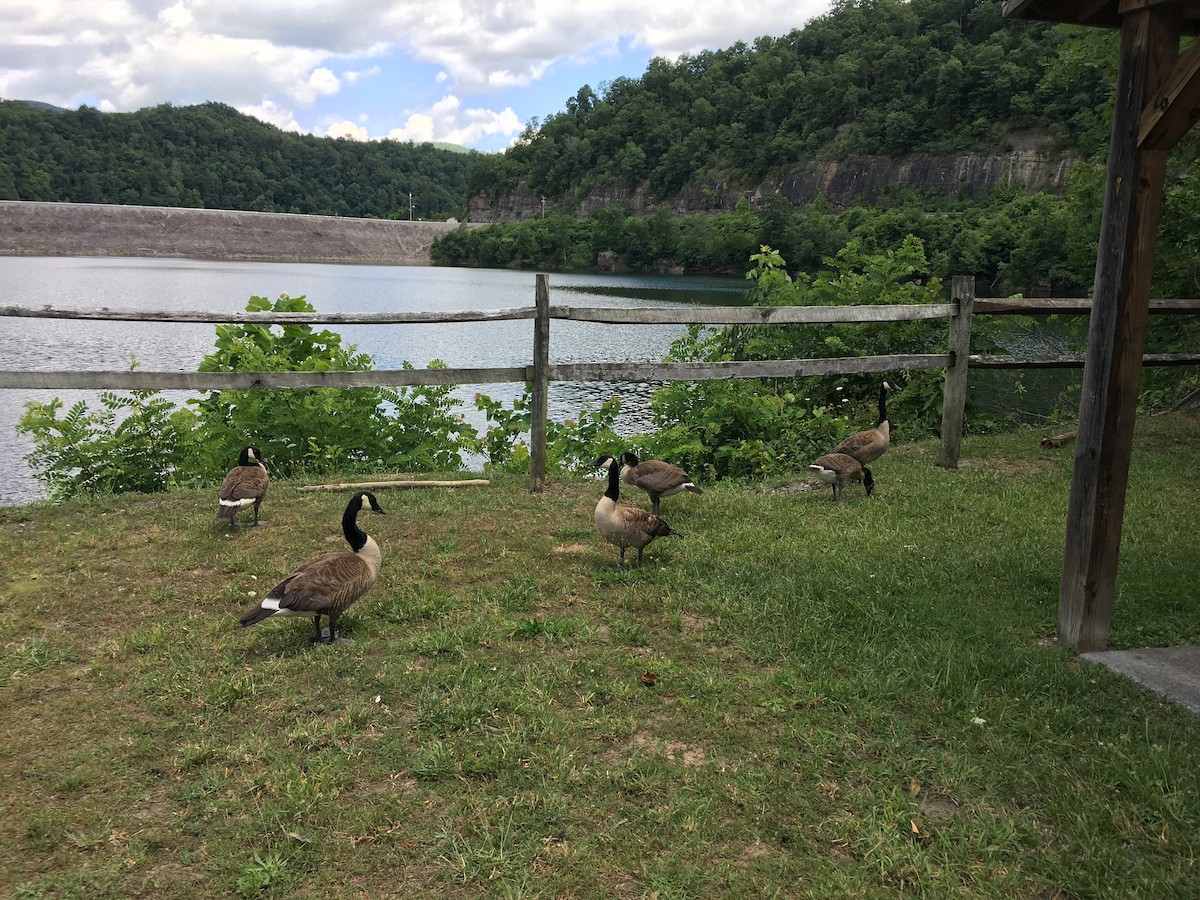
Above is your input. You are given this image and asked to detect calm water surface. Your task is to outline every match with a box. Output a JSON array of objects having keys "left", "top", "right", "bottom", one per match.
[{"left": 0, "top": 257, "right": 745, "bottom": 505}]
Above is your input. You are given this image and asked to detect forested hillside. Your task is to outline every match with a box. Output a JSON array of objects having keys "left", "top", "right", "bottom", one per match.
[
  {"left": 466, "top": 0, "right": 1119, "bottom": 206},
  {"left": 0, "top": 100, "right": 474, "bottom": 221},
  {"left": 440, "top": 0, "right": 1198, "bottom": 297}
]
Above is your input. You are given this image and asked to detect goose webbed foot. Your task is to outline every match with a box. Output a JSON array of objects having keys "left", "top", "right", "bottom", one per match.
[{"left": 318, "top": 626, "right": 354, "bottom": 645}]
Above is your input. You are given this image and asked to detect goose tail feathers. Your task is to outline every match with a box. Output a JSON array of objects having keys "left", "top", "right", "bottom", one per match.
[{"left": 239, "top": 605, "right": 275, "bottom": 627}]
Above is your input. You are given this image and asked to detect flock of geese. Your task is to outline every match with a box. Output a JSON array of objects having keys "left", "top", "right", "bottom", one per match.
[{"left": 220, "top": 380, "right": 894, "bottom": 644}]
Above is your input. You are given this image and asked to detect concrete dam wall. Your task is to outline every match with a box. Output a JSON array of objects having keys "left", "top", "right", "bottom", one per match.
[{"left": 0, "top": 201, "right": 464, "bottom": 265}]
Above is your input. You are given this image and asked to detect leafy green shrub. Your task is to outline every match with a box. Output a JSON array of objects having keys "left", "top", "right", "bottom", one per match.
[
  {"left": 645, "top": 240, "right": 950, "bottom": 479},
  {"left": 18, "top": 381, "right": 198, "bottom": 500},
  {"left": 187, "top": 294, "right": 477, "bottom": 478},
  {"left": 18, "top": 295, "right": 480, "bottom": 500},
  {"left": 474, "top": 387, "right": 622, "bottom": 474}
]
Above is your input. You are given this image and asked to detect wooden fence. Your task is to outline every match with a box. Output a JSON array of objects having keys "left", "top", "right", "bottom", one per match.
[{"left": 2, "top": 273, "right": 1197, "bottom": 490}]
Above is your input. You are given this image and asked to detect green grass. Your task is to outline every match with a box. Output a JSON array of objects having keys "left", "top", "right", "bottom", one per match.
[{"left": 2, "top": 414, "right": 1198, "bottom": 898}]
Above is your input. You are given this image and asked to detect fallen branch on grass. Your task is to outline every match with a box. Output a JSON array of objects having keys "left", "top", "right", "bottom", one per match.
[
  {"left": 1040, "top": 430, "right": 1078, "bottom": 449},
  {"left": 298, "top": 479, "right": 491, "bottom": 492}
]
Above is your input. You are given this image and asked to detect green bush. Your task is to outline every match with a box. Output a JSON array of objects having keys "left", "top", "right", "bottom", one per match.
[
  {"left": 18, "top": 294, "right": 479, "bottom": 500},
  {"left": 644, "top": 240, "right": 949, "bottom": 479},
  {"left": 186, "top": 294, "right": 477, "bottom": 478},
  {"left": 17, "top": 383, "right": 197, "bottom": 500},
  {"left": 474, "top": 387, "right": 622, "bottom": 475}
]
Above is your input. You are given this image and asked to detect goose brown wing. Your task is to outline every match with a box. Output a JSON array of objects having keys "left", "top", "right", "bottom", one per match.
[
  {"left": 268, "top": 553, "right": 376, "bottom": 613},
  {"left": 220, "top": 466, "right": 268, "bottom": 502},
  {"left": 621, "top": 503, "right": 675, "bottom": 538},
  {"left": 830, "top": 430, "right": 883, "bottom": 461},
  {"left": 630, "top": 459, "right": 688, "bottom": 491}
]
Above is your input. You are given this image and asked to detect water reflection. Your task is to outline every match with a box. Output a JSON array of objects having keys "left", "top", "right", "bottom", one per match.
[{"left": 0, "top": 257, "right": 744, "bottom": 505}]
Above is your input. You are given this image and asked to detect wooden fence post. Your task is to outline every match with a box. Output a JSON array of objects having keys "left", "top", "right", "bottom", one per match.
[
  {"left": 938, "top": 275, "right": 975, "bottom": 468},
  {"left": 529, "top": 273, "right": 550, "bottom": 492}
]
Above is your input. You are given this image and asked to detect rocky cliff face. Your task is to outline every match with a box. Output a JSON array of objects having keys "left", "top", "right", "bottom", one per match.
[{"left": 468, "top": 149, "right": 1080, "bottom": 222}]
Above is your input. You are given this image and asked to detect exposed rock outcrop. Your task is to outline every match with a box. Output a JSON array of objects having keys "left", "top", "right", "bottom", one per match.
[{"left": 468, "top": 149, "right": 1081, "bottom": 222}]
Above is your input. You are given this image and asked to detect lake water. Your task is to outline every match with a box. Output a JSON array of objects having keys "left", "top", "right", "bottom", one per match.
[{"left": 0, "top": 257, "right": 745, "bottom": 505}]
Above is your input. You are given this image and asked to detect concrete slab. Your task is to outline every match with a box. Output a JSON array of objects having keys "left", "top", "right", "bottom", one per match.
[{"left": 1081, "top": 646, "right": 1200, "bottom": 715}]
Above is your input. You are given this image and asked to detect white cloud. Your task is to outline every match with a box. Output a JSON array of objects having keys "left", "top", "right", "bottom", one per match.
[
  {"left": 239, "top": 99, "right": 302, "bottom": 132},
  {"left": 344, "top": 65, "right": 381, "bottom": 85},
  {"left": 385, "top": 95, "right": 521, "bottom": 146},
  {"left": 0, "top": 0, "right": 833, "bottom": 148},
  {"left": 325, "top": 119, "right": 370, "bottom": 140},
  {"left": 304, "top": 67, "right": 341, "bottom": 102}
]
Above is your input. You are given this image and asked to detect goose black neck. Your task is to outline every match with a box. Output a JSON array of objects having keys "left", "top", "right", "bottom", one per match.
[
  {"left": 877, "top": 383, "right": 889, "bottom": 426},
  {"left": 605, "top": 458, "right": 621, "bottom": 501},
  {"left": 342, "top": 498, "right": 368, "bottom": 552}
]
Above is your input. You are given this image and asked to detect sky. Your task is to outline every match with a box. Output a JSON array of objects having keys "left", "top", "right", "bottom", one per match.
[{"left": 0, "top": 0, "right": 834, "bottom": 153}]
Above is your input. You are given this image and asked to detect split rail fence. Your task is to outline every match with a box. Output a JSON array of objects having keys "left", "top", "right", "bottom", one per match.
[{"left": 2, "top": 274, "right": 1197, "bottom": 492}]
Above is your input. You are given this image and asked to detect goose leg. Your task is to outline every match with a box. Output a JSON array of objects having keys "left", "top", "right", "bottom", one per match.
[{"left": 323, "top": 612, "right": 353, "bottom": 645}]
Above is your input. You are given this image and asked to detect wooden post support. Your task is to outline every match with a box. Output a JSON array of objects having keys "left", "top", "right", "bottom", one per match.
[
  {"left": 938, "top": 276, "right": 975, "bottom": 468},
  {"left": 1058, "top": 6, "right": 1180, "bottom": 652},
  {"left": 529, "top": 273, "right": 551, "bottom": 493}
]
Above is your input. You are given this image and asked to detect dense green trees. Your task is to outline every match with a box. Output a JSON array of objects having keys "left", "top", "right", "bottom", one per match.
[
  {"left": 0, "top": 100, "right": 474, "bottom": 220},
  {"left": 490, "top": 0, "right": 1113, "bottom": 203},
  {"left": 433, "top": 185, "right": 1109, "bottom": 295}
]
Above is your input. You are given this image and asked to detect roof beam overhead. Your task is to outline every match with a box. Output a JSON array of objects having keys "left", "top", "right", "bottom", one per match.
[{"left": 1139, "top": 36, "right": 1200, "bottom": 149}]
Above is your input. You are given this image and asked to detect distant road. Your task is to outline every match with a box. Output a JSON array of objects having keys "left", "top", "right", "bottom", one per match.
[{"left": 0, "top": 200, "right": 468, "bottom": 265}]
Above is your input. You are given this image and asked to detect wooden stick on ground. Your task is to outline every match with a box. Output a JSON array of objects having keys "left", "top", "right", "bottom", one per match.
[
  {"left": 1040, "top": 430, "right": 1078, "bottom": 449},
  {"left": 298, "top": 479, "right": 491, "bottom": 492}
]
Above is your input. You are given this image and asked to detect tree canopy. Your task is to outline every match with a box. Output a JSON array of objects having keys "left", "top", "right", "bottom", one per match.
[
  {"left": 0, "top": 100, "right": 475, "bottom": 221},
  {"left": 487, "top": 0, "right": 1121, "bottom": 202}
]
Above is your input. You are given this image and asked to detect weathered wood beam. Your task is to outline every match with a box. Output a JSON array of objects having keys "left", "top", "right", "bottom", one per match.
[
  {"left": 1002, "top": 0, "right": 1124, "bottom": 29},
  {"left": 973, "top": 297, "right": 1198, "bottom": 314},
  {"left": 529, "top": 274, "right": 551, "bottom": 494},
  {"left": 0, "top": 305, "right": 538, "bottom": 324},
  {"left": 548, "top": 304, "right": 955, "bottom": 325},
  {"left": 969, "top": 351, "right": 1200, "bottom": 367},
  {"left": 0, "top": 367, "right": 528, "bottom": 390},
  {"left": 545, "top": 354, "right": 946, "bottom": 383},
  {"left": 0, "top": 303, "right": 957, "bottom": 327},
  {"left": 938, "top": 276, "right": 974, "bottom": 469},
  {"left": 1059, "top": 4, "right": 1182, "bottom": 652},
  {"left": 1139, "top": 34, "right": 1200, "bottom": 150}
]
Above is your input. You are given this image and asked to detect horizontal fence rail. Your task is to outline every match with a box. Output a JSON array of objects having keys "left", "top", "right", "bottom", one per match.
[
  {"left": 938, "top": 277, "right": 1200, "bottom": 467},
  {"left": 0, "top": 305, "right": 540, "bottom": 325},
  {"left": 2, "top": 273, "right": 1197, "bottom": 490}
]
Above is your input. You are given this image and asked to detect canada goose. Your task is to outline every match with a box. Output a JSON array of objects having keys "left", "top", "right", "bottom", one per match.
[
  {"left": 239, "top": 491, "right": 386, "bottom": 644},
  {"left": 618, "top": 452, "right": 703, "bottom": 515},
  {"left": 217, "top": 446, "right": 269, "bottom": 526},
  {"left": 829, "top": 380, "right": 894, "bottom": 464},
  {"left": 807, "top": 452, "right": 874, "bottom": 503},
  {"left": 593, "top": 455, "right": 678, "bottom": 567}
]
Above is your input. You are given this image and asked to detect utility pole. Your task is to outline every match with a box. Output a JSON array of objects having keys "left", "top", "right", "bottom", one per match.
[{"left": 408, "top": 193, "right": 414, "bottom": 221}]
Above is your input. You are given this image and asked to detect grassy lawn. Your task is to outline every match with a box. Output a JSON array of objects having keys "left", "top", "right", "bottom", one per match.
[{"left": 2, "top": 414, "right": 1198, "bottom": 898}]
